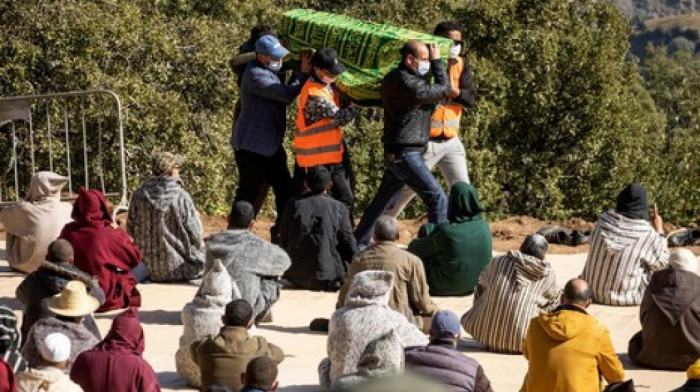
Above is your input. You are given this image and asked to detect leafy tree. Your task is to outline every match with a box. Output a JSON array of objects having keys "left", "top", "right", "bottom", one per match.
[{"left": 455, "top": 0, "right": 666, "bottom": 220}]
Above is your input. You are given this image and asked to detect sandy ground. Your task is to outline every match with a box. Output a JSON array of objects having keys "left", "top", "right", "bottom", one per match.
[{"left": 0, "top": 240, "right": 693, "bottom": 392}]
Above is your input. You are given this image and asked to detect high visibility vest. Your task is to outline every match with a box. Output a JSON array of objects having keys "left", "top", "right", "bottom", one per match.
[
  {"left": 430, "top": 56, "right": 465, "bottom": 139},
  {"left": 294, "top": 80, "right": 344, "bottom": 168}
]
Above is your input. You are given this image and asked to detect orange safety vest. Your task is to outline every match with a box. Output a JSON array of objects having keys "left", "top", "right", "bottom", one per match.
[
  {"left": 430, "top": 56, "right": 465, "bottom": 139},
  {"left": 294, "top": 80, "right": 344, "bottom": 168}
]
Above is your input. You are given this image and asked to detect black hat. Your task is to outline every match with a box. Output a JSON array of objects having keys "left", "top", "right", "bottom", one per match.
[{"left": 311, "top": 48, "right": 346, "bottom": 76}]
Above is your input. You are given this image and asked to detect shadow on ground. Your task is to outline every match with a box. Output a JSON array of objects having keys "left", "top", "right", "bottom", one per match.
[
  {"left": 259, "top": 325, "right": 323, "bottom": 335},
  {"left": 279, "top": 385, "right": 320, "bottom": 392},
  {"left": 96, "top": 310, "right": 181, "bottom": 326},
  {"left": 0, "top": 297, "right": 22, "bottom": 311}
]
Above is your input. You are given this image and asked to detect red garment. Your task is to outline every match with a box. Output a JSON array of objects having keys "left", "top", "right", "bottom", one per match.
[
  {"left": 60, "top": 188, "right": 142, "bottom": 312},
  {"left": 0, "top": 360, "right": 17, "bottom": 392},
  {"left": 70, "top": 308, "right": 160, "bottom": 392}
]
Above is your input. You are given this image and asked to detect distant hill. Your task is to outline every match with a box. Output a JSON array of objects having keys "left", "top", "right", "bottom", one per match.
[
  {"left": 630, "top": 12, "right": 700, "bottom": 58},
  {"left": 613, "top": 0, "right": 700, "bottom": 22}
]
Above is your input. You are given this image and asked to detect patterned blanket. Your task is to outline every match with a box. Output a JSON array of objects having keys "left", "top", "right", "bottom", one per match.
[{"left": 281, "top": 9, "right": 452, "bottom": 105}]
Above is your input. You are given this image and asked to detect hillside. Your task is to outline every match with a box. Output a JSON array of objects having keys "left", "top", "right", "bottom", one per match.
[{"left": 613, "top": 0, "right": 700, "bottom": 21}]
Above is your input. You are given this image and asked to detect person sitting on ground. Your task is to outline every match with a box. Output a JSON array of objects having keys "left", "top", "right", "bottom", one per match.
[
  {"left": 206, "top": 202, "right": 291, "bottom": 322},
  {"left": 21, "top": 281, "right": 99, "bottom": 370},
  {"left": 192, "top": 299, "right": 284, "bottom": 392},
  {"left": 241, "top": 356, "right": 279, "bottom": 392},
  {"left": 408, "top": 183, "right": 492, "bottom": 296},
  {"left": 461, "top": 234, "right": 559, "bottom": 353},
  {"left": 0, "top": 172, "right": 73, "bottom": 274},
  {"left": 17, "top": 333, "right": 83, "bottom": 392},
  {"left": 0, "top": 307, "right": 28, "bottom": 374},
  {"left": 0, "top": 359, "right": 17, "bottom": 392},
  {"left": 337, "top": 216, "right": 438, "bottom": 328},
  {"left": 628, "top": 249, "right": 700, "bottom": 370},
  {"left": 671, "top": 359, "right": 700, "bottom": 392},
  {"left": 405, "top": 310, "right": 493, "bottom": 392},
  {"left": 59, "top": 188, "right": 142, "bottom": 312},
  {"left": 16, "top": 239, "right": 104, "bottom": 342},
  {"left": 581, "top": 183, "right": 670, "bottom": 306},
  {"left": 176, "top": 259, "right": 238, "bottom": 388},
  {"left": 319, "top": 270, "right": 428, "bottom": 388},
  {"left": 127, "top": 151, "right": 205, "bottom": 282},
  {"left": 70, "top": 308, "right": 160, "bottom": 392},
  {"left": 520, "top": 278, "right": 625, "bottom": 392},
  {"left": 280, "top": 166, "right": 357, "bottom": 291},
  {"left": 333, "top": 331, "right": 405, "bottom": 390}
]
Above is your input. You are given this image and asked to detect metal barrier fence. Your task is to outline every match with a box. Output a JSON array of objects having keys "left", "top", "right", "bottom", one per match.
[{"left": 0, "top": 90, "right": 129, "bottom": 217}]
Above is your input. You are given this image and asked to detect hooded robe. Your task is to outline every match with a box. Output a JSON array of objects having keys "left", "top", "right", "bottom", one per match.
[
  {"left": 59, "top": 189, "right": 141, "bottom": 312},
  {"left": 0, "top": 172, "right": 73, "bottom": 273},
  {"left": 70, "top": 308, "right": 160, "bottom": 392},
  {"left": 408, "top": 182, "right": 492, "bottom": 296}
]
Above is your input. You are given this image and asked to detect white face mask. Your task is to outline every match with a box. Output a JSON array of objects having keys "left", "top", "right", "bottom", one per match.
[
  {"left": 267, "top": 59, "right": 283, "bottom": 72},
  {"left": 417, "top": 60, "right": 431, "bottom": 76},
  {"left": 450, "top": 44, "right": 462, "bottom": 58}
]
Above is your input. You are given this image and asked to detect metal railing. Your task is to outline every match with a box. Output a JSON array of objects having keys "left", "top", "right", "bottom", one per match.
[{"left": 0, "top": 90, "right": 129, "bottom": 217}]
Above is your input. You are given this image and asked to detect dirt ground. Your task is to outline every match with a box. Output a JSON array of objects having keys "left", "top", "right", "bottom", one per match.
[{"left": 198, "top": 214, "right": 700, "bottom": 255}]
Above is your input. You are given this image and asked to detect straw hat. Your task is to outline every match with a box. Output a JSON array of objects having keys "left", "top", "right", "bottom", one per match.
[{"left": 47, "top": 280, "right": 99, "bottom": 317}]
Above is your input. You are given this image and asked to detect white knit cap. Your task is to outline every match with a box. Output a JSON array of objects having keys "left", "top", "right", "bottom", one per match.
[
  {"left": 39, "top": 333, "right": 71, "bottom": 363},
  {"left": 670, "top": 249, "right": 698, "bottom": 275}
]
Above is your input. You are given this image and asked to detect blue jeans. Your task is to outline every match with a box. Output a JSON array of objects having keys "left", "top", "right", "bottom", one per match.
[{"left": 355, "top": 151, "right": 447, "bottom": 246}]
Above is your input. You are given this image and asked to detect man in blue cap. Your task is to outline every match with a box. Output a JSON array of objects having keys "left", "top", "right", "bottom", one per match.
[
  {"left": 404, "top": 310, "right": 493, "bottom": 392},
  {"left": 232, "top": 34, "right": 312, "bottom": 242}
]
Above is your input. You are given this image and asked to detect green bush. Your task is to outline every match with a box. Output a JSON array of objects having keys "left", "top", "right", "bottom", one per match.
[{"left": 0, "top": 0, "right": 696, "bottom": 225}]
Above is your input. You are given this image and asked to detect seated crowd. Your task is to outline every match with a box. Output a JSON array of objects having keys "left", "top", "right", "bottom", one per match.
[{"left": 0, "top": 19, "right": 696, "bottom": 390}]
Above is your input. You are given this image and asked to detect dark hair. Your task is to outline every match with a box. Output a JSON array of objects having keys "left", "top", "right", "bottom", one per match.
[
  {"left": 206, "top": 386, "right": 233, "bottom": 392},
  {"left": 433, "top": 21, "right": 461, "bottom": 37},
  {"left": 47, "top": 239, "right": 74, "bottom": 263},
  {"left": 224, "top": 299, "right": 254, "bottom": 327},
  {"left": 563, "top": 279, "right": 592, "bottom": 304},
  {"left": 244, "top": 356, "right": 278, "bottom": 391},
  {"left": 520, "top": 234, "right": 548, "bottom": 260},
  {"left": 306, "top": 166, "right": 332, "bottom": 194},
  {"left": 228, "top": 201, "right": 255, "bottom": 229},
  {"left": 399, "top": 40, "right": 424, "bottom": 61},
  {"left": 250, "top": 25, "right": 275, "bottom": 43}
]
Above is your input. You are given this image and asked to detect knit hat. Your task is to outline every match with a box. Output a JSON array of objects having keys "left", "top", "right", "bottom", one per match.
[
  {"left": 688, "top": 359, "right": 700, "bottom": 380},
  {"left": 39, "top": 333, "right": 71, "bottom": 363},
  {"left": 670, "top": 249, "right": 698, "bottom": 275},
  {"left": 151, "top": 151, "right": 184, "bottom": 176},
  {"left": 47, "top": 280, "right": 99, "bottom": 317}
]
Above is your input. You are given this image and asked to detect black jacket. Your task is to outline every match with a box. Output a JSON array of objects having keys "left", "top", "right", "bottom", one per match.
[
  {"left": 404, "top": 340, "right": 493, "bottom": 392},
  {"left": 380, "top": 60, "right": 451, "bottom": 153},
  {"left": 279, "top": 192, "right": 358, "bottom": 290},
  {"left": 453, "top": 59, "right": 476, "bottom": 108},
  {"left": 15, "top": 261, "right": 104, "bottom": 341}
]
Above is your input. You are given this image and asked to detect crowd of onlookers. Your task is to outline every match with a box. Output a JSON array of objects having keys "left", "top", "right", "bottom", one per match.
[{"left": 0, "top": 17, "right": 699, "bottom": 392}]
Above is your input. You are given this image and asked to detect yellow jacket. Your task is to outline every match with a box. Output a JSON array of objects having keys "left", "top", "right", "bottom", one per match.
[{"left": 520, "top": 306, "right": 625, "bottom": 392}]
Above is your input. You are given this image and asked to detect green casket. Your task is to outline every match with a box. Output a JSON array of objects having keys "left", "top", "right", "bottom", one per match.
[{"left": 281, "top": 9, "right": 453, "bottom": 105}]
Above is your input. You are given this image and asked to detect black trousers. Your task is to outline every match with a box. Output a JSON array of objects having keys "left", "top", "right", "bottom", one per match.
[{"left": 233, "top": 147, "right": 292, "bottom": 236}]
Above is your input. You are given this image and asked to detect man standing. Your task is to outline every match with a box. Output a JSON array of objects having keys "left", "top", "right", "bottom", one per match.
[
  {"left": 354, "top": 40, "right": 451, "bottom": 247},
  {"left": 520, "top": 279, "right": 625, "bottom": 392},
  {"left": 293, "top": 48, "right": 358, "bottom": 216},
  {"left": 232, "top": 34, "right": 311, "bottom": 241},
  {"left": 386, "top": 22, "right": 475, "bottom": 217}
]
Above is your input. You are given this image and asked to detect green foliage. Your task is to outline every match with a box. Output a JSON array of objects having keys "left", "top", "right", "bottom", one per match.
[
  {"left": 455, "top": 0, "right": 666, "bottom": 220},
  {"left": 641, "top": 48, "right": 700, "bottom": 223},
  {"left": 0, "top": 0, "right": 696, "bottom": 225}
]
